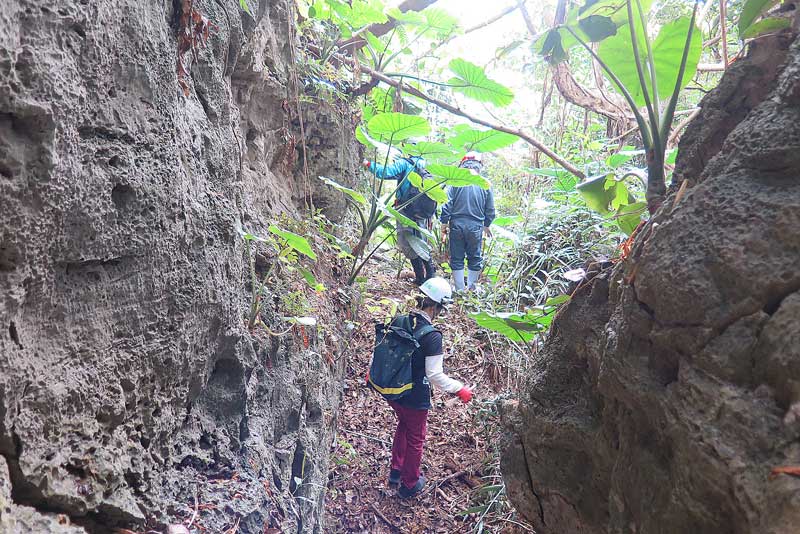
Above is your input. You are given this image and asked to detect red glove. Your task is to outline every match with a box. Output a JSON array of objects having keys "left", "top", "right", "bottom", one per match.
[
  {"left": 456, "top": 387, "right": 473, "bottom": 403},
  {"left": 362, "top": 159, "right": 371, "bottom": 168}
]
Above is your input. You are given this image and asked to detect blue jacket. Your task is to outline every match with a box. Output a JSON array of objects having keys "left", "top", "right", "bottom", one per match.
[
  {"left": 366, "top": 156, "right": 424, "bottom": 203},
  {"left": 440, "top": 162, "right": 496, "bottom": 227}
]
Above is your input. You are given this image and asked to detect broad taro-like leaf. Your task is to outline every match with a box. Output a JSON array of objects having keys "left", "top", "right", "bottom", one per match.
[
  {"left": 742, "top": 16, "right": 791, "bottom": 39},
  {"left": 367, "top": 112, "right": 431, "bottom": 141},
  {"left": 269, "top": 225, "right": 317, "bottom": 259},
  {"left": 329, "top": 0, "right": 389, "bottom": 29},
  {"left": 651, "top": 16, "right": 702, "bottom": 102},
  {"left": 406, "top": 171, "right": 448, "bottom": 203},
  {"left": 402, "top": 141, "right": 458, "bottom": 162},
  {"left": 423, "top": 8, "right": 459, "bottom": 33},
  {"left": 426, "top": 164, "right": 490, "bottom": 189},
  {"left": 318, "top": 176, "right": 366, "bottom": 205},
  {"left": 577, "top": 174, "right": 614, "bottom": 213},
  {"left": 469, "top": 308, "right": 560, "bottom": 343},
  {"left": 380, "top": 204, "right": 434, "bottom": 239},
  {"left": 405, "top": 234, "right": 431, "bottom": 261},
  {"left": 355, "top": 126, "right": 399, "bottom": 163},
  {"left": 406, "top": 172, "right": 447, "bottom": 204},
  {"left": 738, "top": 0, "right": 781, "bottom": 36},
  {"left": 447, "top": 59, "right": 514, "bottom": 107},
  {"left": 597, "top": 18, "right": 649, "bottom": 107},
  {"left": 447, "top": 126, "right": 519, "bottom": 152},
  {"left": 615, "top": 201, "right": 646, "bottom": 234}
]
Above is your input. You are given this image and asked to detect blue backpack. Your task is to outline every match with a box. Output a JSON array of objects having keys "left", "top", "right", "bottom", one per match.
[{"left": 368, "top": 314, "right": 436, "bottom": 400}]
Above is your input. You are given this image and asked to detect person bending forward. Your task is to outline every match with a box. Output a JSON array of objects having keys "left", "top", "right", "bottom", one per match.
[{"left": 387, "top": 277, "right": 473, "bottom": 498}]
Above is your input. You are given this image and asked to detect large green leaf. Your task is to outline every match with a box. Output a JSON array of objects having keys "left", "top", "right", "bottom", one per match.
[
  {"left": 597, "top": 19, "right": 649, "bottom": 108},
  {"left": 535, "top": 0, "right": 653, "bottom": 63},
  {"left": 329, "top": 0, "right": 388, "bottom": 29},
  {"left": 469, "top": 308, "right": 560, "bottom": 343},
  {"left": 615, "top": 201, "right": 646, "bottom": 234},
  {"left": 406, "top": 171, "right": 448, "bottom": 203},
  {"left": 402, "top": 141, "right": 458, "bottom": 162},
  {"left": 447, "top": 59, "right": 514, "bottom": 107},
  {"left": 427, "top": 164, "right": 490, "bottom": 189},
  {"left": 742, "top": 16, "right": 791, "bottom": 39},
  {"left": 651, "top": 16, "right": 702, "bottom": 102},
  {"left": 447, "top": 126, "right": 519, "bottom": 152},
  {"left": 738, "top": 0, "right": 780, "bottom": 36},
  {"left": 318, "top": 176, "right": 366, "bottom": 205},
  {"left": 356, "top": 125, "right": 399, "bottom": 163},
  {"left": 405, "top": 234, "right": 431, "bottom": 261},
  {"left": 380, "top": 204, "right": 434, "bottom": 239},
  {"left": 367, "top": 112, "right": 431, "bottom": 141},
  {"left": 420, "top": 7, "right": 460, "bottom": 38},
  {"left": 269, "top": 225, "right": 317, "bottom": 260}
]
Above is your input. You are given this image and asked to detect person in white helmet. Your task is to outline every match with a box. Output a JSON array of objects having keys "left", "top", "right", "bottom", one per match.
[
  {"left": 440, "top": 152, "right": 496, "bottom": 290},
  {"left": 383, "top": 277, "right": 473, "bottom": 498}
]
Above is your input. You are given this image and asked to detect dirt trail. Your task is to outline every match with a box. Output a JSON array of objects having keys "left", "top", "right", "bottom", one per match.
[{"left": 324, "top": 259, "right": 531, "bottom": 533}]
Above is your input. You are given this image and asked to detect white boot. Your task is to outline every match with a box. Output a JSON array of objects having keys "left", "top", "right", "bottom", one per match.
[
  {"left": 467, "top": 269, "right": 480, "bottom": 289},
  {"left": 452, "top": 269, "right": 465, "bottom": 291}
]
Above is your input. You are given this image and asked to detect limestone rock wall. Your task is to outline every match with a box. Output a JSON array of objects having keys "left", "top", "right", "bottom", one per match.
[
  {"left": 0, "top": 1, "right": 358, "bottom": 532},
  {"left": 502, "top": 28, "right": 800, "bottom": 534}
]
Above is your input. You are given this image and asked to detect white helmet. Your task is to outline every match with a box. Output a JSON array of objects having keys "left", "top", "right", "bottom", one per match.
[
  {"left": 420, "top": 277, "right": 453, "bottom": 304},
  {"left": 462, "top": 151, "right": 483, "bottom": 163}
]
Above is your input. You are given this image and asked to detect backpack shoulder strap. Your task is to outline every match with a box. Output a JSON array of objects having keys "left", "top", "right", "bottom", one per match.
[{"left": 412, "top": 324, "right": 437, "bottom": 342}]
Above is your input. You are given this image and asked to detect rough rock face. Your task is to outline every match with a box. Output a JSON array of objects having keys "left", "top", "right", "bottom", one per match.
[
  {"left": 0, "top": 1, "right": 357, "bottom": 532},
  {"left": 502, "top": 28, "right": 800, "bottom": 534}
]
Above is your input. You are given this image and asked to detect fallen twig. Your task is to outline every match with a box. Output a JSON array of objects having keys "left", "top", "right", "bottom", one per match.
[
  {"left": 370, "top": 502, "right": 398, "bottom": 531},
  {"left": 345, "top": 430, "right": 392, "bottom": 446}
]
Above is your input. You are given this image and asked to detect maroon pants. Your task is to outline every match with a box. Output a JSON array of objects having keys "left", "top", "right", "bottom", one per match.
[{"left": 388, "top": 401, "right": 429, "bottom": 489}]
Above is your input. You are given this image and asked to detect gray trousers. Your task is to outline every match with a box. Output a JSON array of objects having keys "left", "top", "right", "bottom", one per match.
[{"left": 448, "top": 218, "right": 483, "bottom": 271}]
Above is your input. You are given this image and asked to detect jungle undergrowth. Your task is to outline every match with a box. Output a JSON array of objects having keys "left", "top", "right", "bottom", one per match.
[{"left": 325, "top": 254, "right": 536, "bottom": 534}]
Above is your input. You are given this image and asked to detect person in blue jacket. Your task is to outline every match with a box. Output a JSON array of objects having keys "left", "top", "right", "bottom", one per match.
[
  {"left": 440, "top": 152, "right": 496, "bottom": 291},
  {"left": 363, "top": 153, "right": 437, "bottom": 285}
]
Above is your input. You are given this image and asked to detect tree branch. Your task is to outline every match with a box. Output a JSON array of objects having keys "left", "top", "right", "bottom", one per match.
[{"left": 359, "top": 63, "right": 585, "bottom": 179}]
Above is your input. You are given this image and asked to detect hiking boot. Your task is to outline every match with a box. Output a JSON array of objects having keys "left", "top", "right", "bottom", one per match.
[
  {"left": 388, "top": 469, "right": 401, "bottom": 486},
  {"left": 398, "top": 475, "right": 426, "bottom": 499}
]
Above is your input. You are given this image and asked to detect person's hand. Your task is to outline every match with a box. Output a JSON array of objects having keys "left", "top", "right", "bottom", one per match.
[
  {"left": 483, "top": 226, "right": 492, "bottom": 238},
  {"left": 362, "top": 159, "right": 371, "bottom": 168},
  {"left": 441, "top": 225, "right": 448, "bottom": 238},
  {"left": 365, "top": 370, "right": 371, "bottom": 386},
  {"left": 456, "top": 386, "right": 473, "bottom": 403}
]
